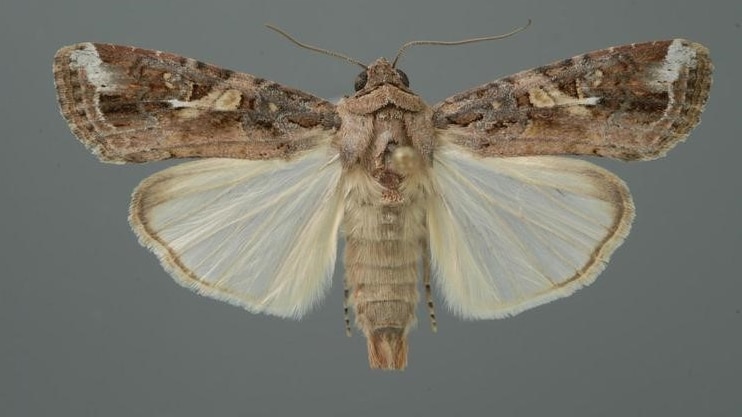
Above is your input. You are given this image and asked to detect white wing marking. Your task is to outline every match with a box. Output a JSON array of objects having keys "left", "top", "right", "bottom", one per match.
[
  {"left": 129, "top": 144, "right": 344, "bottom": 318},
  {"left": 428, "top": 140, "right": 634, "bottom": 318}
]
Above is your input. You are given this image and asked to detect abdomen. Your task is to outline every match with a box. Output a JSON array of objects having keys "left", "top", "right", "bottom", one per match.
[{"left": 342, "top": 170, "right": 428, "bottom": 370}]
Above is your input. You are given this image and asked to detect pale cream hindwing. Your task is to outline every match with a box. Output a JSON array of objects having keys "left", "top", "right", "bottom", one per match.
[
  {"left": 428, "top": 139, "right": 635, "bottom": 319},
  {"left": 129, "top": 142, "right": 344, "bottom": 318}
]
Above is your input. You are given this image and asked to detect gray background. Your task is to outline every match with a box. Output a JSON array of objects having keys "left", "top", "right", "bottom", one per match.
[{"left": 2, "top": 0, "right": 739, "bottom": 416}]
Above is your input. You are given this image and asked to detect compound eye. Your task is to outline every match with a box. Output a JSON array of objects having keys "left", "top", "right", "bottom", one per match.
[
  {"left": 395, "top": 69, "right": 409, "bottom": 87},
  {"left": 354, "top": 71, "right": 368, "bottom": 91}
]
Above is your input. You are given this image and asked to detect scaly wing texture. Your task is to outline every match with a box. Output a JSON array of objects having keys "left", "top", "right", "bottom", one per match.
[
  {"left": 428, "top": 141, "right": 634, "bottom": 319},
  {"left": 54, "top": 43, "right": 340, "bottom": 163},
  {"left": 433, "top": 40, "right": 712, "bottom": 161},
  {"left": 129, "top": 145, "right": 344, "bottom": 318}
]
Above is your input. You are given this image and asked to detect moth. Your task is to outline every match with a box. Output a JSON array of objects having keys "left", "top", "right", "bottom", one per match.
[{"left": 54, "top": 30, "right": 711, "bottom": 370}]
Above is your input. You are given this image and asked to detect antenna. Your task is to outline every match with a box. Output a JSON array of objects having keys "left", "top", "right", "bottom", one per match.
[
  {"left": 265, "top": 24, "right": 368, "bottom": 69},
  {"left": 392, "top": 19, "right": 532, "bottom": 67}
]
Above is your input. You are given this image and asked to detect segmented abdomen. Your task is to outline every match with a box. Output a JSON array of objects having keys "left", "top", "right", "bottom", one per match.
[{"left": 343, "top": 184, "right": 427, "bottom": 369}]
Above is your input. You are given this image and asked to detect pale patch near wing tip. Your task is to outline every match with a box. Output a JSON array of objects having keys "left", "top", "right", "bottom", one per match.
[
  {"left": 651, "top": 39, "right": 700, "bottom": 88},
  {"left": 65, "top": 43, "right": 118, "bottom": 92}
]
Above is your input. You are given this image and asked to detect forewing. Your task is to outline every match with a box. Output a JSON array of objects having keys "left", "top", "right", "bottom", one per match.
[
  {"left": 433, "top": 40, "right": 712, "bottom": 161},
  {"left": 129, "top": 144, "right": 344, "bottom": 318},
  {"left": 54, "top": 43, "right": 340, "bottom": 163},
  {"left": 428, "top": 141, "right": 634, "bottom": 319}
]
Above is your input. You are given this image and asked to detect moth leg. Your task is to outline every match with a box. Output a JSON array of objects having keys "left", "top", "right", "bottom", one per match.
[
  {"left": 343, "top": 275, "right": 352, "bottom": 337},
  {"left": 422, "top": 237, "right": 438, "bottom": 333}
]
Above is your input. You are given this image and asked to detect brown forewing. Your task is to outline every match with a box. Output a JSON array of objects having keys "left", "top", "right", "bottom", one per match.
[
  {"left": 433, "top": 40, "right": 712, "bottom": 161},
  {"left": 54, "top": 43, "right": 340, "bottom": 163}
]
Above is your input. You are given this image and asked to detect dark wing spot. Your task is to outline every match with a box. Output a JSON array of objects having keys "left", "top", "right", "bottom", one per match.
[
  {"left": 447, "top": 111, "right": 483, "bottom": 126},
  {"left": 190, "top": 84, "right": 212, "bottom": 100},
  {"left": 287, "top": 113, "right": 321, "bottom": 128}
]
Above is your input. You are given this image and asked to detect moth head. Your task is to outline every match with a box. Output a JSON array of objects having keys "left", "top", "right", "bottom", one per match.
[{"left": 355, "top": 58, "right": 410, "bottom": 92}]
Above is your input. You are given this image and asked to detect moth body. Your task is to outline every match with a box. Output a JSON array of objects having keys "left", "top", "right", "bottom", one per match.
[
  {"left": 338, "top": 60, "right": 436, "bottom": 369},
  {"left": 54, "top": 39, "right": 712, "bottom": 371}
]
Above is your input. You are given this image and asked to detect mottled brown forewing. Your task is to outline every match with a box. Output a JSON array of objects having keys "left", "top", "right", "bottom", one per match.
[
  {"left": 433, "top": 40, "right": 712, "bottom": 160},
  {"left": 54, "top": 43, "right": 340, "bottom": 163}
]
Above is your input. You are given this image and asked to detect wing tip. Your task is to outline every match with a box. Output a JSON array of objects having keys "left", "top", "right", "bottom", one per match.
[
  {"left": 636, "top": 39, "right": 712, "bottom": 161},
  {"left": 54, "top": 43, "right": 124, "bottom": 163}
]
